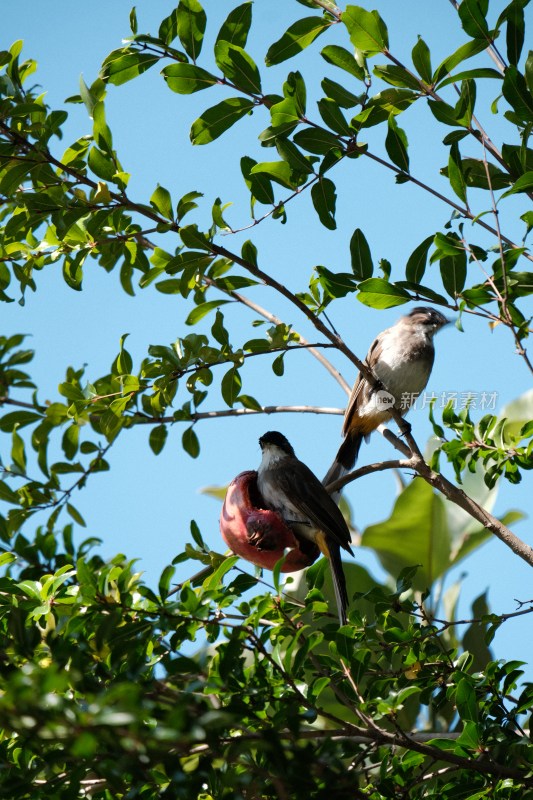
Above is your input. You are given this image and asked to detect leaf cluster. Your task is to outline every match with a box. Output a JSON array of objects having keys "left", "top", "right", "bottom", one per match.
[{"left": 0, "top": 527, "right": 531, "bottom": 798}]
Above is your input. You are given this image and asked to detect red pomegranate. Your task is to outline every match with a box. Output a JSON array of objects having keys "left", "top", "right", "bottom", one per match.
[{"left": 220, "top": 470, "right": 319, "bottom": 572}]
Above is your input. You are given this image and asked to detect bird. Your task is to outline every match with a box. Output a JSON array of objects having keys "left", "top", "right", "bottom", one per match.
[
  {"left": 256, "top": 430, "right": 354, "bottom": 625},
  {"left": 323, "top": 306, "right": 449, "bottom": 493}
]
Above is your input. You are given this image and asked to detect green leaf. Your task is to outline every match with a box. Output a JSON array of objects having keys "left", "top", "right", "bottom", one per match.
[
  {"left": 221, "top": 367, "right": 242, "bottom": 407},
  {"left": 321, "top": 44, "right": 365, "bottom": 80},
  {"left": 87, "top": 147, "right": 115, "bottom": 181},
  {"left": 177, "top": 189, "right": 203, "bottom": 222},
  {"left": 502, "top": 0, "right": 526, "bottom": 65},
  {"left": 212, "top": 197, "right": 233, "bottom": 230},
  {"left": 0, "top": 410, "right": 42, "bottom": 432},
  {"left": 527, "top": 50, "right": 533, "bottom": 96},
  {"left": 373, "top": 64, "right": 421, "bottom": 90},
  {"left": 158, "top": 8, "right": 179, "bottom": 44},
  {"left": 447, "top": 141, "right": 467, "bottom": 203},
  {"left": 190, "top": 97, "right": 254, "bottom": 145},
  {"left": 440, "top": 252, "right": 467, "bottom": 298},
  {"left": 182, "top": 426, "right": 200, "bottom": 458},
  {"left": 272, "top": 353, "right": 285, "bottom": 376},
  {"left": 456, "top": 677, "right": 479, "bottom": 723},
  {"left": 342, "top": 5, "right": 389, "bottom": 56},
  {"left": 62, "top": 253, "right": 85, "bottom": 291},
  {"left": 455, "top": 78, "right": 476, "bottom": 127},
  {"left": 362, "top": 479, "right": 452, "bottom": 589},
  {"left": 92, "top": 101, "right": 113, "bottom": 152},
  {"left": 385, "top": 114, "right": 409, "bottom": 172},
  {"left": 357, "top": 278, "right": 410, "bottom": 309},
  {"left": 238, "top": 394, "right": 262, "bottom": 411},
  {"left": 275, "top": 139, "right": 314, "bottom": 174},
  {"left": 186, "top": 300, "right": 231, "bottom": 325},
  {"left": 79, "top": 75, "right": 97, "bottom": 117},
  {"left": 311, "top": 178, "right": 337, "bottom": 230},
  {"left": 501, "top": 171, "right": 533, "bottom": 199},
  {"left": 204, "top": 554, "right": 239, "bottom": 589},
  {"left": 503, "top": 65, "right": 533, "bottom": 122},
  {"left": 293, "top": 126, "right": 342, "bottom": 155},
  {"left": 241, "top": 239, "right": 259, "bottom": 267},
  {"left": 162, "top": 63, "right": 218, "bottom": 94},
  {"left": 350, "top": 228, "right": 373, "bottom": 279},
  {"left": 165, "top": 251, "right": 214, "bottom": 274},
  {"left": 114, "top": 333, "right": 133, "bottom": 375},
  {"left": 177, "top": 0, "right": 207, "bottom": 61},
  {"left": 359, "top": 88, "right": 417, "bottom": 125},
  {"left": 66, "top": 503, "right": 86, "bottom": 527},
  {"left": 412, "top": 37, "right": 432, "bottom": 83},
  {"left": 0, "top": 481, "right": 20, "bottom": 505},
  {"left": 317, "top": 98, "right": 352, "bottom": 135},
  {"left": 428, "top": 99, "right": 462, "bottom": 127},
  {"left": 432, "top": 39, "right": 489, "bottom": 84},
  {"left": 283, "top": 70, "right": 307, "bottom": 116},
  {"left": 458, "top": 0, "right": 489, "bottom": 39},
  {"left": 444, "top": 158, "right": 511, "bottom": 190},
  {"left": 150, "top": 185, "right": 173, "bottom": 221},
  {"left": 251, "top": 161, "right": 295, "bottom": 189},
  {"left": 267, "top": 97, "right": 301, "bottom": 134},
  {"left": 316, "top": 267, "right": 356, "bottom": 298},
  {"left": 62, "top": 424, "right": 79, "bottom": 460},
  {"left": 321, "top": 77, "right": 362, "bottom": 108},
  {"left": 158, "top": 564, "right": 175, "bottom": 600},
  {"left": 214, "top": 41, "right": 261, "bottom": 94},
  {"left": 216, "top": 2, "right": 253, "bottom": 49},
  {"left": 11, "top": 426, "right": 26, "bottom": 472},
  {"left": 211, "top": 310, "right": 229, "bottom": 346},
  {"left": 436, "top": 67, "right": 502, "bottom": 90},
  {"left": 130, "top": 8, "right": 138, "bottom": 35},
  {"left": 265, "top": 17, "right": 331, "bottom": 66},
  {"left": 149, "top": 424, "right": 168, "bottom": 455},
  {"left": 100, "top": 50, "right": 160, "bottom": 86},
  {"left": 179, "top": 224, "right": 212, "bottom": 250},
  {"left": 405, "top": 235, "right": 433, "bottom": 283},
  {"left": 432, "top": 232, "right": 466, "bottom": 259},
  {"left": 0, "top": 552, "right": 16, "bottom": 568},
  {"left": 456, "top": 721, "right": 481, "bottom": 750}
]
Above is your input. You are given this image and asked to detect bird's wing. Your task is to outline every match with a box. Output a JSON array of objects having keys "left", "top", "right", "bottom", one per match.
[
  {"left": 276, "top": 461, "right": 354, "bottom": 555},
  {"left": 342, "top": 333, "right": 384, "bottom": 436}
]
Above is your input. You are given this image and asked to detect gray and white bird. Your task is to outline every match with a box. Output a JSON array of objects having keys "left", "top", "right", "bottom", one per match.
[
  {"left": 323, "top": 307, "right": 449, "bottom": 492},
  {"left": 257, "top": 431, "right": 353, "bottom": 625}
]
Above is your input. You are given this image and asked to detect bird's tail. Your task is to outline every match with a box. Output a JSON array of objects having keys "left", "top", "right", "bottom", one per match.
[
  {"left": 322, "top": 433, "right": 363, "bottom": 500},
  {"left": 315, "top": 533, "right": 349, "bottom": 625},
  {"left": 328, "top": 540, "right": 349, "bottom": 626}
]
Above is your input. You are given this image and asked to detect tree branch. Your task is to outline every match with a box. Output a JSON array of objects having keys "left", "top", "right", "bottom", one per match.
[
  {"left": 130, "top": 405, "right": 344, "bottom": 425},
  {"left": 325, "top": 459, "right": 411, "bottom": 494},
  {"left": 2, "top": 123, "right": 530, "bottom": 567}
]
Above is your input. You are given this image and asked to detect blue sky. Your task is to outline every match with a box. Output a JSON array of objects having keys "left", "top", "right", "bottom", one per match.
[{"left": 2, "top": 1, "right": 533, "bottom": 674}]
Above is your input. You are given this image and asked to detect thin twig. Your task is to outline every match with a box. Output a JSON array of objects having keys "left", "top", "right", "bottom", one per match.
[
  {"left": 202, "top": 276, "right": 351, "bottom": 395},
  {"left": 224, "top": 174, "right": 321, "bottom": 235},
  {"left": 362, "top": 148, "right": 532, "bottom": 260},
  {"left": 129, "top": 405, "right": 345, "bottom": 425}
]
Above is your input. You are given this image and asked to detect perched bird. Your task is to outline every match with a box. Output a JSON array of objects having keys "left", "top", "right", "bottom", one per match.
[
  {"left": 257, "top": 430, "right": 354, "bottom": 625},
  {"left": 323, "top": 307, "right": 449, "bottom": 492}
]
